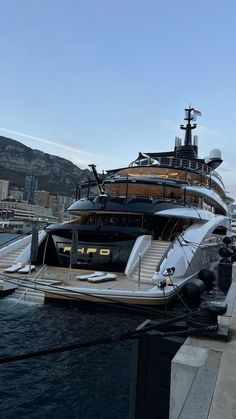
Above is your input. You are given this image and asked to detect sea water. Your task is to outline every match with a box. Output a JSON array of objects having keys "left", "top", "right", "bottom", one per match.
[
  {"left": 0, "top": 300, "right": 145, "bottom": 419},
  {"left": 0, "top": 234, "right": 145, "bottom": 419}
]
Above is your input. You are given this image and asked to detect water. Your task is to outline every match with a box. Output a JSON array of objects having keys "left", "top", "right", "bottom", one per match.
[
  {"left": 0, "top": 234, "right": 146, "bottom": 419},
  {"left": 0, "top": 300, "right": 145, "bottom": 419}
]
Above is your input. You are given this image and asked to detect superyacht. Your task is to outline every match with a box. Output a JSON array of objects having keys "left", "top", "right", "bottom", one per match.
[{"left": 2, "top": 107, "right": 233, "bottom": 305}]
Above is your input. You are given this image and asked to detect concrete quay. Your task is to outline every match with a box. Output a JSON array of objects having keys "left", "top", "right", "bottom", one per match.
[{"left": 169, "top": 264, "right": 236, "bottom": 419}]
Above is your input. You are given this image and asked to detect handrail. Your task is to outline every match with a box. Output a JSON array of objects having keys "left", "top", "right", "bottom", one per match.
[
  {"left": 210, "top": 170, "right": 225, "bottom": 189},
  {"left": 138, "top": 253, "right": 141, "bottom": 289},
  {"left": 155, "top": 240, "right": 175, "bottom": 275},
  {"left": 13, "top": 288, "right": 28, "bottom": 305},
  {"left": 32, "top": 264, "right": 47, "bottom": 282},
  {"left": 125, "top": 235, "right": 152, "bottom": 276}
]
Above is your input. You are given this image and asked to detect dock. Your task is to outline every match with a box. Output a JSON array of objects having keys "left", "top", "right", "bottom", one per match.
[{"left": 169, "top": 263, "right": 236, "bottom": 419}]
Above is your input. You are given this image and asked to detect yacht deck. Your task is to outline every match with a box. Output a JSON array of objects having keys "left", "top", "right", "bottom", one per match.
[
  {"left": 43, "top": 266, "right": 154, "bottom": 291},
  {"left": 1, "top": 265, "right": 155, "bottom": 293}
]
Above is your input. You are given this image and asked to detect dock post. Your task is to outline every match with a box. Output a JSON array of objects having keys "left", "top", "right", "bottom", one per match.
[
  {"left": 130, "top": 326, "right": 184, "bottom": 419},
  {"left": 218, "top": 260, "right": 232, "bottom": 292}
]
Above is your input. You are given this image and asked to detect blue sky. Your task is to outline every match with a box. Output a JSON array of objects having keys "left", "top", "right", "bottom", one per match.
[{"left": 0, "top": 0, "right": 235, "bottom": 198}]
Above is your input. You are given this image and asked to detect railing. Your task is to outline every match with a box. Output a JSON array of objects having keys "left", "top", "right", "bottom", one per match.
[
  {"left": 125, "top": 235, "right": 152, "bottom": 276},
  {"left": 155, "top": 240, "right": 175, "bottom": 275},
  {"left": 129, "top": 156, "right": 212, "bottom": 175},
  {"left": 13, "top": 288, "right": 28, "bottom": 305},
  {"left": 32, "top": 264, "right": 47, "bottom": 283},
  {"left": 210, "top": 170, "right": 225, "bottom": 189}
]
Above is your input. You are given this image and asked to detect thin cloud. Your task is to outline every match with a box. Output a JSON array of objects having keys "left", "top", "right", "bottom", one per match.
[
  {"left": 0, "top": 126, "right": 117, "bottom": 171},
  {"left": 0, "top": 127, "right": 97, "bottom": 158}
]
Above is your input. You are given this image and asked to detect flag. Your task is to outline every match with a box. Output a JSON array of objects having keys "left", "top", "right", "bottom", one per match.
[
  {"left": 70, "top": 228, "right": 78, "bottom": 267},
  {"left": 191, "top": 109, "right": 202, "bottom": 121},
  {"left": 193, "top": 109, "right": 202, "bottom": 116}
]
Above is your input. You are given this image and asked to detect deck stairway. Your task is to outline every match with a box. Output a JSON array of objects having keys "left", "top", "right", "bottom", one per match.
[
  {"left": 130, "top": 240, "right": 171, "bottom": 283},
  {"left": 0, "top": 238, "right": 31, "bottom": 268},
  {"left": 0, "top": 248, "right": 25, "bottom": 268},
  {"left": 5, "top": 276, "right": 59, "bottom": 304},
  {"left": 7, "top": 285, "right": 45, "bottom": 304}
]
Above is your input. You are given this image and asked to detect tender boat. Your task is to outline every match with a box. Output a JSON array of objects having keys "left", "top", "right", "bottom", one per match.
[{"left": 4, "top": 107, "right": 234, "bottom": 305}]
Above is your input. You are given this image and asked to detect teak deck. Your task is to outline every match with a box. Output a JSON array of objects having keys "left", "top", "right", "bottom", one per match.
[
  {"left": 41, "top": 266, "right": 154, "bottom": 291},
  {"left": 1, "top": 265, "right": 154, "bottom": 292}
]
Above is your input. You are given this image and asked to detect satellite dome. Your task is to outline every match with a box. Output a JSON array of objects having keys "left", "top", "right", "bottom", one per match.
[
  {"left": 205, "top": 149, "right": 223, "bottom": 169},
  {"left": 210, "top": 149, "right": 222, "bottom": 159}
]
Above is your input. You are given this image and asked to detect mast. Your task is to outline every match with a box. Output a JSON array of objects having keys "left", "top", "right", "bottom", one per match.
[
  {"left": 175, "top": 107, "right": 198, "bottom": 159},
  {"left": 180, "top": 107, "right": 197, "bottom": 146}
]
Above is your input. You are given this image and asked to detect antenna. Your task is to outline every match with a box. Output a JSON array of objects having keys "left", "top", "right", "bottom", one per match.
[{"left": 88, "top": 164, "right": 106, "bottom": 194}]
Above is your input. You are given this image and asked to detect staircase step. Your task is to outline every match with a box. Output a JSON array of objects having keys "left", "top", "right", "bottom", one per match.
[
  {"left": 130, "top": 240, "right": 170, "bottom": 280},
  {"left": 138, "top": 260, "right": 160, "bottom": 266},
  {"left": 7, "top": 288, "right": 45, "bottom": 304}
]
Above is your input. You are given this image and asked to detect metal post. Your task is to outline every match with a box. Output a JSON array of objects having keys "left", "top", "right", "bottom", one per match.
[
  {"left": 138, "top": 253, "right": 141, "bottom": 288},
  {"left": 125, "top": 175, "right": 129, "bottom": 199}
]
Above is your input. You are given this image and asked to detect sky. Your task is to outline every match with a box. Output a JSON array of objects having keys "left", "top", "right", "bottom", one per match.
[{"left": 0, "top": 0, "right": 235, "bottom": 198}]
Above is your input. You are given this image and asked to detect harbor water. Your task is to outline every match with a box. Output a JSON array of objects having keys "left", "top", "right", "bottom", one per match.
[{"left": 0, "top": 234, "right": 146, "bottom": 419}]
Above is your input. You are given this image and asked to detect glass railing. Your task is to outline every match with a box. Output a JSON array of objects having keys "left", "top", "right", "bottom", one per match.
[
  {"left": 210, "top": 170, "right": 225, "bottom": 189},
  {"left": 129, "top": 156, "right": 211, "bottom": 175}
]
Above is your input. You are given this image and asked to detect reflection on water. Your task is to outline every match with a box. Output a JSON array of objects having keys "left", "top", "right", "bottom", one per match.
[
  {"left": 0, "top": 233, "right": 149, "bottom": 418},
  {"left": 0, "top": 297, "right": 145, "bottom": 419}
]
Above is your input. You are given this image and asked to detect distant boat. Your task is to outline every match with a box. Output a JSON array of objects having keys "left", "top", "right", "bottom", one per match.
[
  {"left": 0, "top": 226, "right": 10, "bottom": 233},
  {"left": 0, "top": 222, "right": 13, "bottom": 233},
  {"left": 0, "top": 221, "right": 33, "bottom": 234},
  {"left": 5, "top": 107, "right": 234, "bottom": 305}
]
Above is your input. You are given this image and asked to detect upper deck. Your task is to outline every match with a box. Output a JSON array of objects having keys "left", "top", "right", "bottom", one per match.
[{"left": 105, "top": 158, "right": 225, "bottom": 200}]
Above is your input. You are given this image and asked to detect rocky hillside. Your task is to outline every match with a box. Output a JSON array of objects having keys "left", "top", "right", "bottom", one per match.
[{"left": 0, "top": 136, "right": 91, "bottom": 196}]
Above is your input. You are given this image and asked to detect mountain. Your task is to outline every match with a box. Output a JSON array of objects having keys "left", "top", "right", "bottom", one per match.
[{"left": 0, "top": 136, "right": 91, "bottom": 196}]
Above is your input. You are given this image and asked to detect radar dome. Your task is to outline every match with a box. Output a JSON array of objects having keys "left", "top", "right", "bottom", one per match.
[{"left": 210, "top": 149, "right": 222, "bottom": 159}]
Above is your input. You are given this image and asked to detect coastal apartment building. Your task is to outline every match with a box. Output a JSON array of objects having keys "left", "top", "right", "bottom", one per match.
[
  {"left": 24, "top": 176, "right": 38, "bottom": 203},
  {"left": 0, "top": 180, "right": 9, "bottom": 200},
  {"left": 0, "top": 174, "right": 74, "bottom": 221}
]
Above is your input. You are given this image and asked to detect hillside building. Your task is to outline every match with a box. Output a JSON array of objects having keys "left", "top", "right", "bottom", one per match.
[
  {"left": 24, "top": 176, "right": 38, "bottom": 203},
  {"left": 9, "top": 188, "right": 24, "bottom": 201},
  {"left": 0, "top": 180, "right": 9, "bottom": 200},
  {"left": 34, "top": 190, "right": 57, "bottom": 210}
]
